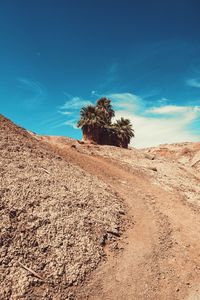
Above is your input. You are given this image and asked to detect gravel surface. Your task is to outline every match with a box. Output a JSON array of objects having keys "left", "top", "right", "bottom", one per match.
[
  {"left": 0, "top": 115, "right": 124, "bottom": 299},
  {"left": 72, "top": 141, "right": 200, "bottom": 207},
  {"left": 40, "top": 136, "right": 200, "bottom": 300},
  {"left": 2, "top": 114, "right": 200, "bottom": 300}
]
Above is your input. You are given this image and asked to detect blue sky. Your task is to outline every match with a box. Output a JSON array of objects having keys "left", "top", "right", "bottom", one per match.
[{"left": 1, "top": 0, "right": 200, "bottom": 147}]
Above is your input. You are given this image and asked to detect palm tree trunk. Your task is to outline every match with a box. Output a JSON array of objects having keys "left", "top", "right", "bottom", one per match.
[
  {"left": 82, "top": 126, "right": 99, "bottom": 144},
  {"left": 121, "top": 140, "right": 128, "bottom": 148}
]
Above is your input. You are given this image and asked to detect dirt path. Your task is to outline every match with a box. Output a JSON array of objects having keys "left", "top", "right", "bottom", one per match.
[{"left": 47, "top": 144, "right": 200, "bottom": 299}]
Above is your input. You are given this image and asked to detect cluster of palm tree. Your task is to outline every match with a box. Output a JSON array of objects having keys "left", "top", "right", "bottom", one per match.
[{"left": 77, "top": 97, "right": 134, "bottom": 148}]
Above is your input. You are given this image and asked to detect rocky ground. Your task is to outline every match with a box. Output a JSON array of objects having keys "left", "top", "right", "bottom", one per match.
[
  {"left": 1, "top": 114, "right": 200, "bottom": 299},
  {"left": 0, "top": 115, "right": 124, "bottom": 299},
  {"left": 72, "top": 140, "right": 200, "bottom": 207},
  {"left": 40, "top": 136, "right": 200, "bottom": 299}
]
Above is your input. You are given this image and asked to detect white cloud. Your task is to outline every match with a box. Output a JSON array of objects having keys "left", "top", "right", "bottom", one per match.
[
  {"left": 64, "top": 119, "right": 78, "bottom": 129},
  {"left": 60, "top": 96, "right": 92, "bottom": 110},
  {"left": 114, "top": 102, "right": 200, "bottom": 148},
  {"left": 58, "top": 96, "right": 93, "bottom": 130},
  {"left": 115, "top": 109, "right": 200, "bottom": 148},
  {"left": 187, "top": 78, "right": 200, "bottom": 88},
  {"left": 58, "top": 111, "right": 72, "bottom": 115},
  {"left": 105, "top": 93, "right": 200, "bottom": 148},
  {"left": 147, "top": 105, "right": 200, "bottom": 115},
  {"left": 157, "top": 97, "right": 168, "bottom": 104},
  {"left": 107, "top": 92, "right": 142, "bottom": 111}
]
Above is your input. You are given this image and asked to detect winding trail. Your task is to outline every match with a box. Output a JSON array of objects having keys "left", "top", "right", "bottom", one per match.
[{"left": 45, "top": 140, "right": 200, "bottom": 299}]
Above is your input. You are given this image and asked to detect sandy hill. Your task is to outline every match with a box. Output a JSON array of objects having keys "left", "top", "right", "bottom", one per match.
[
  {"left": 0, "top": 115, "right": 124, "bottom": 299},
  {"left": 1, "top": 114, "right": 200, "bottom": 299}
]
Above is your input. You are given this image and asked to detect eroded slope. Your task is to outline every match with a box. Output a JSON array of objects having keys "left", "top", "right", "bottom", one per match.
[{"left": 0, "top": 115, "right": 124, "bottom": 299}]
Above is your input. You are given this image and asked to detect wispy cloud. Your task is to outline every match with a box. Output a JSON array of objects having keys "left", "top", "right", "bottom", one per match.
[
  {"left": 186, "top": 78, "right": 200, "bottom": 88},
  {"left": 64, "top": 119, "right": 79, "bottom": 129},
  {"left": 58, "top": 95, "right": 93, "bottom": 130},
  {"left": 60, "top": 96, "right": 92, "bottom": 110},
  {"left": 147, "top": 105, "right": 200, "bottom": 115},
  {"left": 156, "top": 98, "right": 169, "bottom": 105},
  {"left": 107, "top": 92, "right": 142, "bottom": 112},
  {"left": 45, "top": 119, "right": 79, "bottom": 130},
  {"left": 39, "top": 114, "right": 63, "bottom": 126},
  {"left": 59, "top": 111, "right": 72, "bottom": 115},
  {"left": 17, "top": 78, "right": 46, "bottom": 109}
]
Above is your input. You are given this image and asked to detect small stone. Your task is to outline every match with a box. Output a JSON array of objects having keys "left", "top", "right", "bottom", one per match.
[
  {"left": 111, "top": 242, "right": 119, "bottom": 250},
  {"left": 9, "top": 210, "right": 17, "bottom": 219},
  {"left": 186, "top": 282, "right": 191, "bottom": 287},
  {"left": 145, "top": 154, "right": 155, "bottom": 160},
  {"left": 99, "top": 234, "right": 107, "bottom": 246},
  {"left": 107, "top": 228, "right": 120, "bottom": 237},
  {"left": 149, "top": 167, "right": 157, "bottom": 172}
]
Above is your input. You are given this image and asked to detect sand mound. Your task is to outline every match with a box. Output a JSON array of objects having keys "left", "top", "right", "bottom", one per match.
[{"left": 0, "top": 115, "right": 124, "bottom": 299}]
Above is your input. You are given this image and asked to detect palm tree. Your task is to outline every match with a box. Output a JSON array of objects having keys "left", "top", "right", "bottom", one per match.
[
  {"left": 96, "top": 97, "right": 115, "bottom": 144},
  {"left": 77, "top": 105, "right": 104, "bottom": 143},
  {"left": 113, "top": 117, "right": 135, "bottom": 148},
  {"left": 77, "top": 99, "right": 135, "bottom": 148},
  {"left": 96, "top": 97, "right": 115, "bottom": 124}
]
